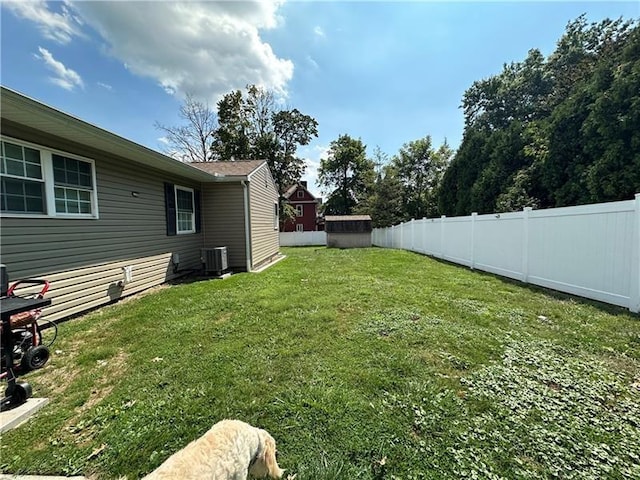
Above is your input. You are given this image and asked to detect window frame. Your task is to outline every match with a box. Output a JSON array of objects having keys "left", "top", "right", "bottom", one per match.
[
  {"left": 296, "top": 204, "right": 303, "bottom": 217},
  {"left": 0, "top": 136, "right": 99, "bottom": 219},
  {"left": 297, "top": 190, "right": 304, "bottom": 198},
  {"left": 174, "top": 185, "right": 195, "bottom": 234},
  {"left": 296, "top": 223, "right": 304, "bottom": 232}
]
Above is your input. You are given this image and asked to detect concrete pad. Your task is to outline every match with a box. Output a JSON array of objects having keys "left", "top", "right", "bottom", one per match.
[
  {"left": 212, "top": 272, "right": 233, "bottom": 279},
  {"left": 0, "top": 398, "right": 49, "bottom": 434}
]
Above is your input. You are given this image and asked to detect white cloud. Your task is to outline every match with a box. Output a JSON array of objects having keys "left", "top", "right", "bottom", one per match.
[
  {"left": 313, "top": 25, "right": 325, "bottom": 38},
  {"left": 35, "top": 47, "right": 84, "bottom": 91},
  {"left": 299, "top": 143, "right": 329, "bottom": 198},
  {"left": 69, "top": 1, "right": 293, "bottom": 102},
  {"left": 3, "top": 0, "right": 83, "bottom": 44},
  {"left": 97, "top": 82, "right": 112, "bottom": 91}
]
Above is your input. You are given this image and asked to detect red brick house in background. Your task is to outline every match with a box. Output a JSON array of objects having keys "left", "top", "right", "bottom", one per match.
[{"left": 281, "top": 181, "right": 323, "bottom": 232}]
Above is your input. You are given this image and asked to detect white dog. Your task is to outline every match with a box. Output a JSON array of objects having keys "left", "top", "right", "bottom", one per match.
[{"left": 142, "top": 419, "right": 284, "bottom": 480}]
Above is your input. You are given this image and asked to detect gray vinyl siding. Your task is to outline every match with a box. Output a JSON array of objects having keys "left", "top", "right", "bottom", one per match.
[
  {"left": 249, "top": 164, "right": 279, "bottom": 269},
  {"left": 201, "top": 183, "right": 247, "bottom": 270},
  {"left": 1, "top": 123, "right": 204, "bottom": 321}
]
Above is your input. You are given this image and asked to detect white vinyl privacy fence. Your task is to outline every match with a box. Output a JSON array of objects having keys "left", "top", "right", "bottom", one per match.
[
  {"left": 280, "top": 231, "right": 327, "bottom": 246},
  {"left": 372, "top": 195, "right": 640, "bottom": 313}
]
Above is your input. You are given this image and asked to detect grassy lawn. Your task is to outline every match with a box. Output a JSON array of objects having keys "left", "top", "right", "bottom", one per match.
[{"left": 1, "top": 247, "right": 639, "bottom": 479}]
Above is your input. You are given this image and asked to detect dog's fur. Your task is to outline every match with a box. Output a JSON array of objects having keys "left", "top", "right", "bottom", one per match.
[{"left": 142, "top": 419, "right": 284, "bottom": 480}]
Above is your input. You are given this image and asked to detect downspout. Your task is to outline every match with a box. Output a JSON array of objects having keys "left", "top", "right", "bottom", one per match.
[{"left": 242, "top": 180, "right": 253, "bottom": 272}]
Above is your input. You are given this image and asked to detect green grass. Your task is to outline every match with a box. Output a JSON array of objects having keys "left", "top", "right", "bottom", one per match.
[{"left": 1, "top": 247, "right": 639, "bottom": 479}]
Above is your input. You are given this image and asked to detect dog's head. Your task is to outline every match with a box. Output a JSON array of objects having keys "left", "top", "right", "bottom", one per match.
[{"left": 249, "top": 429, "right": 284, "bottom": 479}]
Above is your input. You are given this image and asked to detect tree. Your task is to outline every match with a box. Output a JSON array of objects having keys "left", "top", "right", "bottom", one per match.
[
  {"left": 211, "top": 90, "right": 251, "bottom": 161},
  {"left": 318, "top": 134, "right": 375, "bottom": 215},
  {"left": 155, "top": 93, "right": 217, "bottom": 162},
  {"left": 271, "top": 109, "right": 319, "bottom": 198},
  {"left": 352, "top": 145, "right": 387, "bottom": 217},
  {"left": 439, "top": 127, "right": 489, "bottom": 216},
  {"left": 393, "top": 136, "right": 451, "bottom": 219},
  {"left": 211, "top": 85, "right": 318, "bottom": 196},
  {"left": 580, "top": 25, "right": 640, "bottom": 202},
  {"left": 368, "top": 164, "right": 405, "bottom": 227},
  {"left": 439, "top": 15, "right": 639, "bottom": 216}
]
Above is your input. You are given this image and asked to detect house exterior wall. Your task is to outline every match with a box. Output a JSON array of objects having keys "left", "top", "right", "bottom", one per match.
[
  {"left": 249, "top": 164, "right": 280, "bottom": 269},
  {"left": 282, "top": 186, "right": 319, "bottom": 232},
  {"left": 283, "top": 202, "right": 318, "bottom": 232},
  {"left": 201, "top": 183, "right": 247, "bottom": 270},
  {"left": 0, "top": 122, "right": 204, "bottom": 321}
]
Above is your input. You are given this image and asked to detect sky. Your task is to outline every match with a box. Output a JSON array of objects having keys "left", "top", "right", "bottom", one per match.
[{"left": 1, "top": 1, "right": 639, "bottom": 198}]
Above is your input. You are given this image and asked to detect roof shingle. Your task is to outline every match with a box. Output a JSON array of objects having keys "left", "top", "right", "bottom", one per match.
[{"left": 189, "top": 160, "right": 265, "bottom": 177}]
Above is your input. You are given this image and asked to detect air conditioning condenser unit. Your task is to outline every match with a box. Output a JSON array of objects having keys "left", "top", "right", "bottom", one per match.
[{"left": 201, "top": 247, "right": 228, "bottom": 275}]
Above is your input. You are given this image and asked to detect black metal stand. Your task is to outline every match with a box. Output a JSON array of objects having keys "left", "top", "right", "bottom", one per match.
[{"left": 1, "top": 296, "right": 51, "bottom": 411}]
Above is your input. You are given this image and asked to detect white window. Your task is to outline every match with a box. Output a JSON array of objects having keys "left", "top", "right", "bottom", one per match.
[
  {"left": 296, "top": 223, "right": 304, "bottom": 232},
  {"left": 297, "top": 190, "right": 304, "bottom": 198},
  {"left": 175, "top": 186, "right": 195, "bottom": 234},
  {"left": 0, "top": 137, "right": 98, "bottom": 218},
  {"left": 53, "top": 154, "right": 94, "bottom": 214},
  {"left": 296, "top": 204, "right": 303, "bottom": 217},
  {"left": 1, "top": 141, "right": 45, "bottom": 214}
]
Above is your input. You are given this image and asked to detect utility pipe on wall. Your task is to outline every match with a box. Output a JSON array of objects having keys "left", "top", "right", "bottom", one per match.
[{"left": 242, "top": 180, "right": 253, "bottom": 272}]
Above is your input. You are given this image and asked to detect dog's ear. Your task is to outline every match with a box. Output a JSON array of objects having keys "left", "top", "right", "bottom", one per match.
[{"left": 261, "top": 433, "right": 284, "bottom": 479}]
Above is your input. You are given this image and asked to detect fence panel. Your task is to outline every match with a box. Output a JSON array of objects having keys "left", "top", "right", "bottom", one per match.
[
  {"left": 442, "top": 217, "right": 473, "bottom": 267},
  {"left": 279, "top": 231, "right": 327, "bottom": 246},
  {"left": 416, "top": 218, "right": 440, "bottom": 256},
  {"left": 372, "top": 195, "right": 640, "bottom": 312},
  {"left": 527, "top": 201, "right": 636, "bottom": 307},
  {"left": 474, "top": 212, "right": 524, "bottom": 280}
]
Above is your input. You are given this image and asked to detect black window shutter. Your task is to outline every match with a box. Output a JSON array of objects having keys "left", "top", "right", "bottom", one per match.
[
  {"left": 194, "top": 189, "right": 202, "bottom": 233},
  {"left": 164, "top": 182, "right": 176, "bottom": 236}
]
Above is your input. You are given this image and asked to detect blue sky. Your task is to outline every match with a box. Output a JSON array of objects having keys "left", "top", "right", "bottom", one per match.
[{"left": 2, "top": 1, "right": 638, "bottom": 197}]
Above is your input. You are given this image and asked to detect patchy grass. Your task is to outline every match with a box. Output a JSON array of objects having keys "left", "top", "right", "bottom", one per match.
[{"left": 1, "top": 247, "right": 638, "bottom": 479}]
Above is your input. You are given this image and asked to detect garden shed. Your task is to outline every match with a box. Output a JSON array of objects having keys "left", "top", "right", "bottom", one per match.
[{"left": 325, "top": 215, "right": 372, "bottom": 248}]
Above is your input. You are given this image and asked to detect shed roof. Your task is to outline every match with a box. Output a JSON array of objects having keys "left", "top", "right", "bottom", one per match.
[{"left": 325, "top": 215, "right": 372, "bottom": 222}]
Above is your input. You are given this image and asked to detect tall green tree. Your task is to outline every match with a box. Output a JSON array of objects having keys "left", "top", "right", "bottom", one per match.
[
  {"left": 368, "top": 164, "right": 406, "bottom": 227},
  {"left": 581, "top": 26, "right": 640, "bottom": 202},
  {"left": 352, "top": 146, "right": 389, "bottom": 219},
  {"left": 318, "top": 134, "right": 375, "bottom": 215},
  {"left": 211, "top": 89, "right": 251, "bottom": 161},
  {"left": 211, "top": 85, "right": 318, "bottom": 196},
  {"left": 540, "top": 16, "right": 638, "bottom": 207},
  {"left": 393, "top": 136, "right": 451, "bottom": 219},
  {"left": 440, "top": 15, "right": 639, "bottom": 216},
  {"left": 271, "top": 109, "right": 319, "bottom": 197}
]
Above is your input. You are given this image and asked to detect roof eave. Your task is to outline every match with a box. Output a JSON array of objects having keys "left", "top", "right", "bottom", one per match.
[
  {"left": 211, "top": 174, "right": 249, "bottom": 182},
  {"left": 0, "top": 86, "right": 216, "bottom": 182}
]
